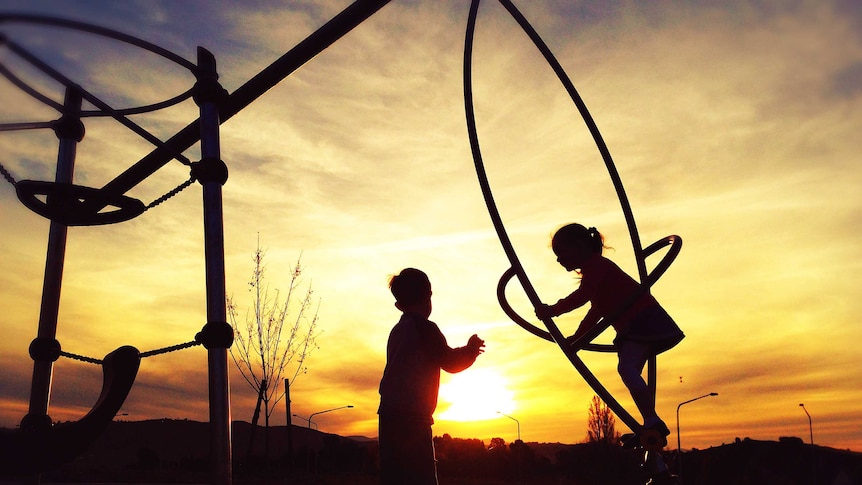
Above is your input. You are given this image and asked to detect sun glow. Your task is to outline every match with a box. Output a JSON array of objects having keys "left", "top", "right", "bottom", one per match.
[{"left": 436, "top": 368, "right": 516, "bottom": 422}]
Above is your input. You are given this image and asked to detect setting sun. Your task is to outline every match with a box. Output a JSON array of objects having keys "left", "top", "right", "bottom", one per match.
[{"left": 436, "top": 368, "right": 516, "bottom": 422}]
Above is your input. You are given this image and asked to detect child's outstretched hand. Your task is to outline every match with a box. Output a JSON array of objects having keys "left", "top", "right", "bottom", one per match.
[{"left": 467, "top": 334, "right": 485, "bottom": 355}]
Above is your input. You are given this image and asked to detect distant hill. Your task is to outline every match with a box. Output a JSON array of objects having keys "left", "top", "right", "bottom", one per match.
[
  {"left": 2, "top": 420, "right": 860, "bottom": 484},
  {"left": 680, "top": 437, "right": 862, "bottom": 485}
]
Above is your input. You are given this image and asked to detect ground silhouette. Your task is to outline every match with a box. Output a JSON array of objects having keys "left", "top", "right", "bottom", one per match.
[{"left": 1, "top": 420, "right": 860, "bottom": 484}]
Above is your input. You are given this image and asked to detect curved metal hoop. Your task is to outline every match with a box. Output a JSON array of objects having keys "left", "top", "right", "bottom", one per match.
[
  {"left": 16, "top": 180, "right": 146, "bottom": 226},
  {"left": 497, "top": 267, "right": 615, "bottom": 352},
  {"left": 497, "top": 235, "right": 681, "bottom": 351},
  {"left": 464, "top": 0, "right": 682, "bottom": 435},
  {"left": 0, "top": 14, "right": 197, "bottom": 69},
  {"left": 0, "top": 14, "right": 197, "bottom": 115},
  {"left": 1, "top": 15, "right": 201, "bottom": 224}
]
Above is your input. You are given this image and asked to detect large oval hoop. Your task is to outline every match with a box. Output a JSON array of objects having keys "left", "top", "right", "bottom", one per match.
[
  {"left": 0, "top": 14, "right": 197, "bottom": 115},
  {"left": 0, "top": 14, "right": 197, "bottom": 70},
  {"left": 464, "top": 0, "right": 648, "bottom": 340},
  {"left": 464, "top": 0, "right": 680, "bottom": 434}
]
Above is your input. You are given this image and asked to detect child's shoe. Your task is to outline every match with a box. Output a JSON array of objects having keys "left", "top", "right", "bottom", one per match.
[
  {"left": 621, "top": 420, "right": 671, "bottom": 450},
  {"left": 644, "top": 420, "right": 671, "bottom": 449},
  {"left": 621, "top": 432, "right": 639, "bottom": 449}
]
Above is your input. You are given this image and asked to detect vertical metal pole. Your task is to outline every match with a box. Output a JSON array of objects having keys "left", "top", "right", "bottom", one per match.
[
  {"left": 24, "top": 87, "right": 83, "bottom": 484},
  {"left": 675, "top": 393, "right": 718, "bottom": 484},
  {"left": 195, "top": 48, "right": 232, "bottom": 485},
  {"left": 799, "top": 403, "right": 813, "bottom": 445},
  {"left": 647, "top": 355, "right": 657, "bottom": 409},
  {"left": 285, "top": 378, "right": 293, "bottom": 484}
]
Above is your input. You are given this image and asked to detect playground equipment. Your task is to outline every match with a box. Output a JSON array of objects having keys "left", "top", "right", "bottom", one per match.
[
  {"left": 0, "top": 13, "right": 235, "bottom": 482},
  {"left": 0, "top": 346, "right": 140, "bottom": 474},
  {"left": 464, "top": 0, "right": 682, "bottom": 482},
  {"left": 0, "top": 3, "right": 387, "bottom": 482},
  {"left": 1, "top": 1, "right": 683, "bottom": 483}
]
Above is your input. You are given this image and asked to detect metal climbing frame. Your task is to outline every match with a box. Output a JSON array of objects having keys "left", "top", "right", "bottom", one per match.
[
  {"left": 463, "top": 0, "right": 683, "bottom": 446},
  {"left": 1, "top": 2, "right": 391, "bottom": 483}
]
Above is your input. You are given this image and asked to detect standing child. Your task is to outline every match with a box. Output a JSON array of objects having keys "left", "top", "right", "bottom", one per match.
[
  {"left": 535, "top": 224, "right": 684, "bottom": 447},
  {"left": 378, "top": 268, "right": 485, "bottom": 485}
]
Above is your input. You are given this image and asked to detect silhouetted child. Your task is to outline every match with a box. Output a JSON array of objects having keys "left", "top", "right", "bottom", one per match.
[
  {"left": 536, "top": 224, "right": 684, "bottom": 447},
  {"left": 378, "top": 268, "right": 485, "bottom": 485}
]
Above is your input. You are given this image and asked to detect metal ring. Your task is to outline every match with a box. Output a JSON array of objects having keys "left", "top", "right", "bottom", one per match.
[
  {"left": 464, "top": 0, "right": 683, "bottom": 435},
  {"left": 496, "top": 234, "right": 681, "bottom": 352},
  {"left": 15, "top": 180, "right": 145, "bottom": 226}
]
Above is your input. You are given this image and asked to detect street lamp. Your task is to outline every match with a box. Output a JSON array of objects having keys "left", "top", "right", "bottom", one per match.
[
  {"left": 799, "top": 403, "right": 813, "bottom": 445},
  {"left": 292, "top": 413, "right": 318, "bottom": 430},
  {"left": 676, "top": 392, "right": 718, "bottom": 483},
  {"left": 308, "top": 405, "right": 354, "bottom": 430},
  {"left": 497, "top": 411, "right": 520, "bottom": 442},
  {"left": 676, "top": 392, "right": 718, "bottom": 453}
]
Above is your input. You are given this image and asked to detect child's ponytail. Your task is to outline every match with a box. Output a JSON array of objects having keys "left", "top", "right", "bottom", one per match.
[
  {"left": 552, "top": 223, "right": 606, "bottom": 254},
  {"left": 586, "top": 226, "right": 604, "bottom": 254}
]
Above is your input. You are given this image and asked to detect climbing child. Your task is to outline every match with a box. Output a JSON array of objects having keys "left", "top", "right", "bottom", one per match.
[{"left": 535, "top": 223, "right": 684, "bottom": 447}]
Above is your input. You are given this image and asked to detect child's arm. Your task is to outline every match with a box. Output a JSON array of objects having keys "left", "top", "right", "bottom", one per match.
[
  {"left": 567, "top": 308, "right": 601, "bottom": 344},
  {"left": 536, "top": 290, "right": 590, "bottom": 320},
  {"left": 571, "top": 318, "right": 595, "bottom": 340},
  {"left": 438, "top": 334, "right": 484, "bottom": 374}
]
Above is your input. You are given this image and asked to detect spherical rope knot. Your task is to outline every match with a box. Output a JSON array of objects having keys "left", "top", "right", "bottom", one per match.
[
  {"left": 195, "top": 321, "right": 234, "bottom": 349},
  {"left": 29, "top": 337, "right": 61, "bottom": 362},
  {"left": 20, "top": 413, "right": 54, "bottom": 432},
  {"left": 192, "top": 76, "right": 228, "bottom": 107},
  {"left": 190, "top": 157, "right": 228, "bottom": 186},
  {"left": 51, "top": 115, "right": 85, "bottom": 142}
]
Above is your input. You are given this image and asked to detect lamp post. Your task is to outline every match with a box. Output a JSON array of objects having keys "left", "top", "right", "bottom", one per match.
[
  {"left": 497, "top": 411, "right": 521, "bottom": 442},
  {"left": 292, "top": 413, "right": 318, "bottom": 430},
  {"left": 308, "top": 405, "right": 354, "bottom": 430},
  {"left": 498, "top": 411, "right": 523, "bottom": 484},
  {"left": 799, "top": 403, "right": 813, "bottom": 445},
  {"left": 676, "top": 392, "right": 718, "bottom": 483}
]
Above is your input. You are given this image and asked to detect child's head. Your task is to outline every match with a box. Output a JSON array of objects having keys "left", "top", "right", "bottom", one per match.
[
  {"left": 551, "top": 224, "right": 605, "bottom": 270},
  {"left": 389, "top": 268, "right": 432, "bottom": 316}
]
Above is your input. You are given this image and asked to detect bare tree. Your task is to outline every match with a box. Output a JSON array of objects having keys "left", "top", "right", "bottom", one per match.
[
  {"left": 586, "top": 395, "right": 620, "bottom": 445},
  {"left": 228, "top": 240, "right": 320, "bottom": 458}
]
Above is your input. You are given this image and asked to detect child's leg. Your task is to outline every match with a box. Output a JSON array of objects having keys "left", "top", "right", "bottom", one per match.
[{"left": 617, "top": 340, "right": 661, "bottom": 426}]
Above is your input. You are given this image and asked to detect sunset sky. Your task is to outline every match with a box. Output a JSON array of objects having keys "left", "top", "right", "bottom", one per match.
[{"left": 1, "top": 0, "right": 861, "bottom": 454}]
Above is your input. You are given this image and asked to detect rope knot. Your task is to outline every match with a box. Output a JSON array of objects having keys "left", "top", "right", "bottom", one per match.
[
  {"left": 29, "top": 337, "right": 61, "bottom": 362},
  {"left": 195, "top": 321, "right": 234, "bottom": 349}
]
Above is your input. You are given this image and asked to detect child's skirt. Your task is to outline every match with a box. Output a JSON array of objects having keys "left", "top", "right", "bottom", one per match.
[{"left": 614, "top": 304, "right": 684, "bottom": 355}]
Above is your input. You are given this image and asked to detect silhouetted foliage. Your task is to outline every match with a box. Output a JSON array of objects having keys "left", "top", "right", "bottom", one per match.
[
  {"left": 228, "top": 240, "right": 320, "bottom": 458},
  {"left": 433, "top": 434, "right": 554, "bottom": 483},
  {"left": 586, "top": 395, "right": 620, "bottom": 445},
  {"left": 435, "top": 434, "right": 489, "bottom": 479}
]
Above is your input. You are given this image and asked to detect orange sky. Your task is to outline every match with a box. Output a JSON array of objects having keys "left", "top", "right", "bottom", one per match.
[{"left": 1, "top": 0, "right": 861, "bottom": 453}]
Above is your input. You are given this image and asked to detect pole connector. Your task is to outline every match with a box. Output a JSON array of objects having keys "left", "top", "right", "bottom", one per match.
[
  {"left": 195, "top": 321, "right": 235, "bottom": 349},
  {"left": 29, "top": 337, "right": 61, "bottom": 362},
  {"left": 190, "top": 157, "right": 228, "bottom": 186}
]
